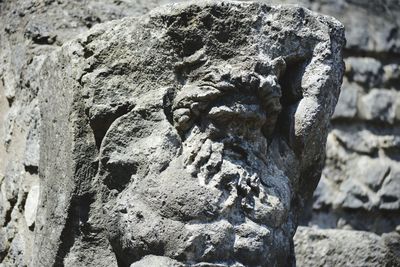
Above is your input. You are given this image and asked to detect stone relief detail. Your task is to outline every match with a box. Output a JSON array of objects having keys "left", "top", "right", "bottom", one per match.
[
  {"left": 103, "top": 57, "right": 290, "bottom": 266},
  {"left": 34, "top": 2, "right": 344, "bottom": 266}
]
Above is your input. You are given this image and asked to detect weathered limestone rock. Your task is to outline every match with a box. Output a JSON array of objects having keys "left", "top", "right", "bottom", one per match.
[
  {"left": 294, "top": 226, "right": 400, "bottom": 267},
  {"left": 36, "top": 1, "right": 344, "bottom": 266},
  {"left": 2, "top": 0, "right": 400, "bottom": 265},
  {"left": 0, "top": 0, "right": 312, "bottom": 265},
  {"left": 1, "top": 0, "right": 191, "bottom": 265}
]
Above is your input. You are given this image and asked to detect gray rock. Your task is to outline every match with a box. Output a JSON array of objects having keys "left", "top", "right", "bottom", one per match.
[
  {"left": 2, "top": 233, "right": 26, "bottom": 267},
  {"left": 309, "top": 0, "right": 400, "bottom": 235},
  {"left": 2, "top": 69, "right": 16, "bottom": 102},
  {"left": 4, "top": 0, "right": 400, "bottom": 265},
  {"left": 358, "top": 89, "right": 398, "bottom": 124},
  {"left": 345, "top": 57, "right": 382, "bottom": 88},
  {"left": 331, "top": 78, "right": 360, "bottom": 119},
  {"left": 36, "top": 1, "right": 344, "bottom": 266},
  {"left": 130, "top": 255, "right": 185, "bottom": 267},
  {"left": 338, "top": 178, "right": 376, "bottom": 210},
  {"left": 23, "top": 184, "right": 39, "bottom": 229},
  {"left": 379, "top": 169, "right": 400, "bottom": 211},
  {"left": 0, "top": 228, "right": 8, "bottom": 263},
  {"left": 294, "top": 226, "right": 400, "bottom": 267},
  {"left": 312, "top": 127, "right": 400, "bottom": 233},
  {"left": 1, "top": 0, "right": 196, "bottom": 264},
  {"left": 2, "top": 162, "right": 21, "bottom": 206},
  {"left": 383, "top": 64, "right": 400, "bottom": 88},
  {"left": 312, "top": 0, "right": 400, "bottom": 53},
  {"left": 23, "top": 103, "right": 40, "bottom": 170}
]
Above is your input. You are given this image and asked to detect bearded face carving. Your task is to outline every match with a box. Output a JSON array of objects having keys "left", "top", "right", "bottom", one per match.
[
  {"left": 170, "top": 58, "right": 286, "bottom": 220},
  {"left": 101, "top": 57, "right": 297, "bottom": 266},
  {"left": 36, "top": 2, "right": 344, "bottom": 267}
]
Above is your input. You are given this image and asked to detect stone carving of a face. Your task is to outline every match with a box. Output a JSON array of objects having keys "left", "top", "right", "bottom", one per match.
[
  {"left": 34, "top": 2, "right": 344, "bottom": 267},
  {"left": 101, "top": 55, "right": 296, "bottom": 266}
]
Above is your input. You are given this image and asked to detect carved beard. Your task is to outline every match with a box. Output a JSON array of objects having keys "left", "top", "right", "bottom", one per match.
[
  {"left": 170, "top": 65, "right": 289, "bottom": 226},
  {"left": 179, "top": 115, "right": 288, "bottom": 228},
  {"left": 107, "top": 65, "right": 293, "bottom": 265},
  {"left": 139, "top": 108, "right": 292, "bottom": 264},
  {"left": 107, "top": 112, "right": 292, "bottom": 267}
]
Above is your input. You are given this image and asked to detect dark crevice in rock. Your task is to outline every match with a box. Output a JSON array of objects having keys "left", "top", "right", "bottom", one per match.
[
  {"left": 343, "top": 49, "right": 400, "bottom": 64},
  {"left": 18, "top": 191, "right": 28, "bottom": 213},
  {"left": 6, "top": 96, "right": 14, "bottom": 107},
  {"left": 24, "top": 165, "right": 38, "bottom": 174},
  {"left": 83, "top": 16, "right": 101, "bottom": 29},
  {"left": 0, "top": 250, "right": 8, "bottom": 264},
  {"left": 310, "top": 209, "right": 400, "bottom": 234},
  {"left": 115, "top": 253, "right": 129, "bottom": 267},
  {"left": 54, "top": 194, "right": 94, "bottom": 266},
  {"left": 3, "top": 198, "right": 17, "bottom": 227},
  {"left": 90, "top": 103, "right": 134, "bottom": 149},
  {"left": 83, "top": 47, "right": 94, "bottom": 59},
  {"left": 354, "top": 192, "right": 370, "bottom": 204},
  {"left": 381, "top": 195, "right": 398, "bottom": 203},
  {"left": 279, "top": 57, "right": 307, "bottom": 106},
  {"left": 54, "top": 202, "right": 77, "bottom": 267},
  {"left": 224, "top": 142, "right": 248, "bottom": 160},
  {"left": 274, "top": 103, "right": 298, "bottom": 152},
  {"left": 29, "top": 222, "right": 35, "bottom": 232},
  {"left": 103, "top": 160, "right": 138, "bottom": 192},
  {"left": 163, "top": 87, "right": 175, "bottom": 126},
  {"left": 383, "top": 78, "right": 400, "bottom": 91},
  {"left": 78, "top": 194, "right": 93, "bottom": 226},
  {"left": 334, "top": 133, "right": 379, "bottom": 157},
  {"left": 377, "top": 167, "right": 391, "bottom": 191},
  {"left": 275, "top": 57, "right": 308, "bottom": 153},
  {"left": 31, "top": 35, "right": 57, "bottom": 45},
  {"left": 382, "top": 146, "right": 400, "bottom": 161}
]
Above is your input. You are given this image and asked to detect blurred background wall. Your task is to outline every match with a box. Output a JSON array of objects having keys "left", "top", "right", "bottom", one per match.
[{"left": 0, "top": 0, "right": 399, "bottom": 265}]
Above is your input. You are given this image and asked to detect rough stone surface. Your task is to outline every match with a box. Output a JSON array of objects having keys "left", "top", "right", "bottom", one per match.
[
  {"left": 294, "top": 226, "right": 400, "bottom": 267},
  {"left": 1, "top": 0, "right": 399, "bottom": 266},
  {"left": 35, "top": 2, "right": 343, "bottom": 266},
  {"left": 0, "top": 0, "right": 188, "bottom": 265}
]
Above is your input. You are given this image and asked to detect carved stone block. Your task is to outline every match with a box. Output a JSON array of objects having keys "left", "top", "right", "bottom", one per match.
[{"left": 36, "top": 2, "right": 344, "bottom": 266}]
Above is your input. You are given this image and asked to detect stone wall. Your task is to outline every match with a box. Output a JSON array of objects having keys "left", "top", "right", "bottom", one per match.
[
  {"left": 307, "top": 0, "right": 400, "bottom": 234},
  {"left": 295, "top": 226, "right": 400, "bottom": 267}
]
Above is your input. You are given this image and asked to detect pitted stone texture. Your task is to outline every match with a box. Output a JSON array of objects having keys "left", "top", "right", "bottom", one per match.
[
  {"left": 0, "top": 0, "right": 311, "bottom": 265},
  {"left": 294, "top": 226, "right": 400, "bottom": 267},
  {"left": 36, "top": 2, "right": 344, "bottom": 266},
  {"left": 0, "top": 0, "right": 189, "bottom": 265}
]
